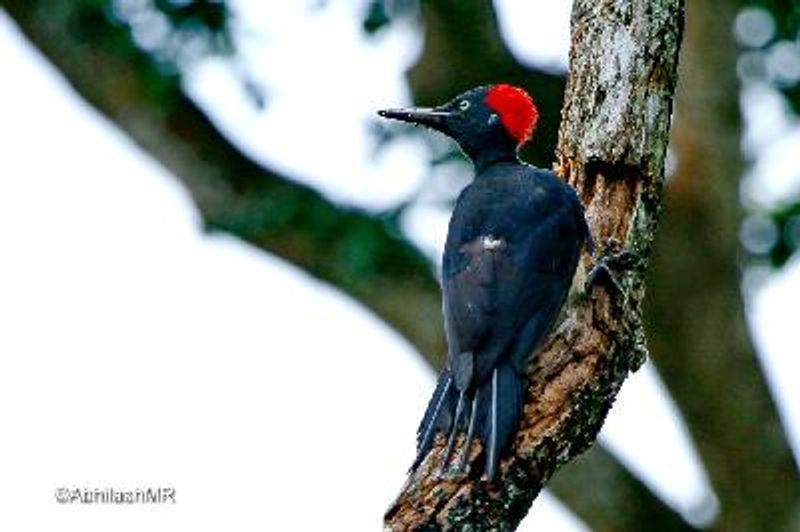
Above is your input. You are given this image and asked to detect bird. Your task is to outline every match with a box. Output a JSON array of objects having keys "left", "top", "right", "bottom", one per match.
[{"left": 378, "top": 84, "right": 591, "bottom": 481}]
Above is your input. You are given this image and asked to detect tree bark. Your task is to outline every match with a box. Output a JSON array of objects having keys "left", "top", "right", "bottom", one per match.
[
  {"left": 645, "top": 0, "right": 800, "bottom": 529},
  {"left": 385, "top": 1, "right": 684, "bottom": 529}
]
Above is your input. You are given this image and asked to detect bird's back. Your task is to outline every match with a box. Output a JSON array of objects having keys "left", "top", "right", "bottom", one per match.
[{"left": 442, "top": 162, "right": 587, "bottom": 389}]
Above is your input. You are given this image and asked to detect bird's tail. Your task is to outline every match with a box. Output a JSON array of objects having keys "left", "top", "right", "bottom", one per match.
[
  {"left": 412, "top": 368, "right": 456, "bottom": 471},
  {"left": 412, "top": 362, "right": 524, "bottom": 481}
]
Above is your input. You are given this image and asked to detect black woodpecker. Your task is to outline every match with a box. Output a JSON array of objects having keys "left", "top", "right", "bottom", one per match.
[{"left": 378, "top": 84, "right": 590, "bottom": 481}]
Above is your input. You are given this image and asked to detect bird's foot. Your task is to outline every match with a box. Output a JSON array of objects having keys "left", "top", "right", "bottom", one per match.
[
  {"left": 585, "top": 240, "right": 638, "bottom": 297},
  {"left": 437, "top": 446, "right": 471, "bottom": 479}
]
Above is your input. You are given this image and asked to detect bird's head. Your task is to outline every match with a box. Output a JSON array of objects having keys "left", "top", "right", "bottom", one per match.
[{"left": 378, "top": 84, "right": 539, "bottom": 164}]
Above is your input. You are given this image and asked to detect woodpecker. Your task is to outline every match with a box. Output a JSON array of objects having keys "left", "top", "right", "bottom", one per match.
[{"left": 378, "top": 84, "right": 590, "bottom": 481}]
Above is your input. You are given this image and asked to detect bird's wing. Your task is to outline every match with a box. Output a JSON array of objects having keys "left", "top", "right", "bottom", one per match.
[{"left": 443, "top": 205, "right": 582, "bottom": 390}]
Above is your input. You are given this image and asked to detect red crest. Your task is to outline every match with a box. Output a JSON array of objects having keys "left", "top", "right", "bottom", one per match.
[{"left": 484, "top": 84, "right": 539, "bottom": 145}]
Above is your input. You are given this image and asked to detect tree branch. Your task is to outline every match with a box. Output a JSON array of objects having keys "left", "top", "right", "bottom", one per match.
[
  {"left": 385, "top": 1, "right": 684, "bottom": 528},
  {"left": 645, "top": 0, "right": 800, "bottom": 528}
]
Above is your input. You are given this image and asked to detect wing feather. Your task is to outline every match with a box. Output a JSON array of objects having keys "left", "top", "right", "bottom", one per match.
[{"left": 443, "top": 205, "right": 582, "bottom": 390}]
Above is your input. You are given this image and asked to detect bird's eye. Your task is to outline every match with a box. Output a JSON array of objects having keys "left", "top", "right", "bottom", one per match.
[
  {"left": 458, "top": 100, "right": 471, "bottom": 111},
  {"left": 487, "top": 113, "right": 499, "bottom": 125}
]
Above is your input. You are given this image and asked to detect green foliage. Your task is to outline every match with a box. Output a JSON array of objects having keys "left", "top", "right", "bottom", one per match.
[
  {"left": 68, "top": 1, "right": 182, "bottom": 106},
  {"left": 103, "top": 0, "right": 266, "bottom": 106},
  {"left": 361, "top": 0, "right": 418, "bottom": 35},
  {"left": 108, "top": 0, "right": 234, "bottom": 70},
  {"left": 737, "top": 1, "right": 800, "bottom": 112},
  {"left": 362, "top": 0, "right": 391, "bottom": 34},
  {"left": 737, "top": 2, "right": 800, "bottom": 265},
  {"left": 768, "top": 200, "right": 800, "bottom": 266},
  {"left": 153, "top": 0, "right": 230, "bottom": 37}
]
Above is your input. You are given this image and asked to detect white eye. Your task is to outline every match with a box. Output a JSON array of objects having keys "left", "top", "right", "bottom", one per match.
[
  {"left": 487, "top": 113, "right": 499, "bottom": 125},
  {"left": 459, "top": 100, "right": 471, "bottom": 111}
]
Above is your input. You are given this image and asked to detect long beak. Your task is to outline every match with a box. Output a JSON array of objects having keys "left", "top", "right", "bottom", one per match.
[{"left": 377, "top": 107, "right": 451, "bottom": 131}]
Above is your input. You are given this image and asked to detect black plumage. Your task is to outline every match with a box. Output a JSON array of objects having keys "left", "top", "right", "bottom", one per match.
[{"left": 379, "top": 85, "right": 589, "bottom": 481}]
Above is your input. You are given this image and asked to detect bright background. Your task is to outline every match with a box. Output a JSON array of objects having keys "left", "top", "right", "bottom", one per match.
[{"left": 0, "top": 1, "right": 798, "bottom": 530}]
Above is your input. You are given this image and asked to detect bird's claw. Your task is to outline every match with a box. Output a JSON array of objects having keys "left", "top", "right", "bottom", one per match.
[
  {"left": 437, "top": 445, "right": 469, "bottom": 479},
  {"left": 585, "top": 247, "right": 637, "bottom": 297}
]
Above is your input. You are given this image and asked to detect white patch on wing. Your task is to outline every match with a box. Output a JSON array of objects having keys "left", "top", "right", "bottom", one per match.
[
  {"left": 460, "top": 235, "right": 506, "bottom": 257},
  {"left": 481, "top": 235, "right": 505, "bottom": 250}
]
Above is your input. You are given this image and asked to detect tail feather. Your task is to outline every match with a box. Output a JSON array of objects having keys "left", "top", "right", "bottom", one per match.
[
  {"left": 412, "top": 363, "right": 524, "bottom": 480},
  {"left": 480, "top": 363, "right": 523, "bottom": 481},
  {"left": 440, "top": 390, "right": 466, "bottom": 470},
  {"left": 412, "top": 370, "right": 456, "bottom": 470}
]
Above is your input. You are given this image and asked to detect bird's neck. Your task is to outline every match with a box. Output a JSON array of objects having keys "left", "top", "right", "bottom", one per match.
[{"left": 471, "top": 147, "right": 520, "bottom": 174}]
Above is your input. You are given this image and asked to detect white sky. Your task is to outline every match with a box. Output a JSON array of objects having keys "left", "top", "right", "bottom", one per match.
[{"left": 0, "top": 1, "right": 798, "bottom": 530}]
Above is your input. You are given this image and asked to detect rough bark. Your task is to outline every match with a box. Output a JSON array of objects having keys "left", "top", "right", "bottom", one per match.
[
  {"left": 645, "top": 0, "right": 800, "bottom": 529},
  {"left": 384, "top": 1, "right": 684, "bottom": 529}
]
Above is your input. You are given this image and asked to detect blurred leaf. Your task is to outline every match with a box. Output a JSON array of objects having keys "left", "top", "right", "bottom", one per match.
[
  {"left": 360, "top": 0, "right": 419, "bottom": 36},
  {"left": 739, "top": 2, "right": 800, "bottom": 112},
  {"left": 362, "top": 0, "right": 391, "bottom": 34},
  {"left": 767, "top": 200, "right": 800, "bottom": 266},
  {"left": 110, "top": 0, "right": 234, "bottom": 68}
]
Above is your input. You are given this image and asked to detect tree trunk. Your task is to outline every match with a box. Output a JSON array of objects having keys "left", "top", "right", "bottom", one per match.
[{"left": 384, "top": 0, "right": 684, "bottom": 529}]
